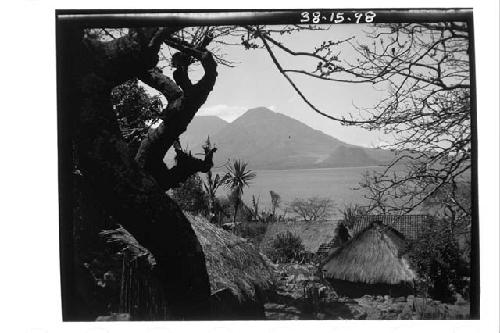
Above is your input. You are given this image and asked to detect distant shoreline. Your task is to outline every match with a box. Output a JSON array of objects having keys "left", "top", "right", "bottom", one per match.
[{"left": 252, "top": 165, "right": 389, "bottom": 172}]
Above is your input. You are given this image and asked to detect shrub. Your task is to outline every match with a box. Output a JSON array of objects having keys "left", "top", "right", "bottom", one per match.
[
  {"left": 233, "top": 222, "right": 268, "bottom": 245},
  {"left": 339, "top": 203, "right": 366, "bottom": 229},
  {"left": 270, "top": 190, "right": 281, "bottom": 216},
  {"left": 332, "top": 222, "right": 351, "bottom": 247},
  {"left": 408, "top": 219, "right": 470, "bottom": 303},
  {"left": 171, "top": 174, "right": 209, "bottom": 216},
  {"left": 267, "top": 231, "right": 306, "bottom": 263}
]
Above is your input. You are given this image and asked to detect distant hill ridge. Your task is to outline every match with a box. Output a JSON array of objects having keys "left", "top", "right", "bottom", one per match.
[{"left": 167, "top": 107, "right": 396, "bottom": 170}]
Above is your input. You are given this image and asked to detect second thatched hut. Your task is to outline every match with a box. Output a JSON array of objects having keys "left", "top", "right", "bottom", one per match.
[{"left": 321, "top": 221, "right": 417, "bottom": 298}]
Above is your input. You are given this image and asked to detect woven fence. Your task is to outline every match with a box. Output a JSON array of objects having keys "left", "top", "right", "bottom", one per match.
[{"left": 351, "top": 214, "right": 433, "bottom": 240}]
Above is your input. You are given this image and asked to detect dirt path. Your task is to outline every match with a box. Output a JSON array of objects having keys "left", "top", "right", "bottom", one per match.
[{"left": 264, "top": 263, "right": 360, "bottom": 320}]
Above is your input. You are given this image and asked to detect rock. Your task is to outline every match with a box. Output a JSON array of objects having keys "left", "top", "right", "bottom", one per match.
[{"left": 397, "top": 305, "right": 413, "bottom": 320}]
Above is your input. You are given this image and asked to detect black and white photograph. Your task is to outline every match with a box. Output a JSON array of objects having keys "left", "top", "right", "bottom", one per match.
[
  {"left": 54, "top": 9, "right": 481, "bottom": 322},
  {"left": 4, "top": 1, "right": 500, "bottom": 331}
]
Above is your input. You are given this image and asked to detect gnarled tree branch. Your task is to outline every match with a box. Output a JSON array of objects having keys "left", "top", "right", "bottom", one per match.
[
  {"left": 65, "top": 25, "right": 213, "bottom": 319},
  {"left": 135, "top": 35, "right": 218, "bottom": 191},
  {"left": 83, "top": 27, "right": 181, "bottom": 86}
]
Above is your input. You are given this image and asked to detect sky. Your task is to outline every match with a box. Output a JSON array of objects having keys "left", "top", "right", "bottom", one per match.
[
  {"left": 171, "top": 24, "right": 395, "bottom": 148},
  {"left": 145, "top": 24, "right": 396, "bottom": 147}
]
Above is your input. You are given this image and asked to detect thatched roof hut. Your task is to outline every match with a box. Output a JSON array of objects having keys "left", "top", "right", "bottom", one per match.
[
  {"left": 188, "top": 214, "right": 276, "bottom": 319},
  {"left": 189, "top": 215, "right": 275, "bottom": 293},
  {"left": 321, "top": 221, "right": 416, "bottom": 298},
  {"left": 100, "top": 214, "right": 276, "bottom": 320}
]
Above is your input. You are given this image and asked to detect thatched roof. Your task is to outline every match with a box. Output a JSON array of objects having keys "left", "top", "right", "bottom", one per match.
[
  {"left": 261, "top": 220, "right": 339, "bottom": 253},
  {"left": 101, "top": 215, "right": 276, "bottom": 303},
  {"left": 188, "top": 214, "right": 276, "bottom": 301},
  {"left": 321, "top": 222, "right": 416, "bottom": 285}
]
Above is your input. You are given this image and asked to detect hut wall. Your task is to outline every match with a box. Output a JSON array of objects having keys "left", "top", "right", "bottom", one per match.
[
  {"left": 119, "top": 255, "right": 171, "bottom": 320},
  {"left": 327, "top": 278, "right": 414, "bottom": 298}
]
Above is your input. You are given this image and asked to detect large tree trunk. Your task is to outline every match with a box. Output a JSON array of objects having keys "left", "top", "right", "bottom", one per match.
[{"left": 59, "top": 25, "right": 213, "bottom": 320}]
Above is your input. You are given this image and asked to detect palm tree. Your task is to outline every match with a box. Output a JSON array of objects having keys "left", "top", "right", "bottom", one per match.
[
  {"left": 223, "top": 160, "right": 256, "bottom": 223},
  {"left": 201, "top": 137, "right": 225, "bottom": 224}
]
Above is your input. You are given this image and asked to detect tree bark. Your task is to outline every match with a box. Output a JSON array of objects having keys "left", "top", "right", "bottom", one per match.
[
  {"left": 134, "top": 46, "right": 218, "bottom": 190},
  {"left": 60, "top": 25, "right": 212, "bottom": 319}
]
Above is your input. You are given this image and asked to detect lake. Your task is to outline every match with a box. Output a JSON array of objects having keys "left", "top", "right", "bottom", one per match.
[{"left": 219, "top": 166, "right": 389, "bottom": 219}]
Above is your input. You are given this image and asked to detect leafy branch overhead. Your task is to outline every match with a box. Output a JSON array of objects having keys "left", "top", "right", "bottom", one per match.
[
  {"left": 242, "top": 23, "right": 471, "bottom": 217},
  {"left": 104, "top": 23, "right": 471, "bottom": 218}
]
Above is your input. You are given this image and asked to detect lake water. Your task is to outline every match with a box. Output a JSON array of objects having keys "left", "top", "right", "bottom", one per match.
[{"left": 219, "top": 166, "right": 389, "bottom": 219}]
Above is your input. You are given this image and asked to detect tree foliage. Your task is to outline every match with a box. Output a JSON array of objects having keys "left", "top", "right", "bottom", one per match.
[
  {"left": 247, "top": 23, "right": 472, "bottom": 218},
  {"left": 171, "top": 174, "right": 209, "bottom": 215},
  {"left": 110, "top": 79, "right": 163, "bottom": 152},
  {"left": 250, "top": 195, "right": 261, "bottom": 221},
  {"left": 408, "top": 219, "right": 470, "bottom": 303},
  {"left": 422, "top": 181, "right": 471, "bottom": 231},
  {"left": 332, "top": 222, "right": 351, "bottom": 247},
  {"left": 267, "top": 231, "right": 306, "bottom": 263},
  {"left": 339, "top": 203, "right": 367, "bottom": 229},
  {"left": 289, "top": 196, "right": 334, "bottom": 222},
  {"left": 347, "top": 23, "right": 471, "bottom": 216},
  {"left": 223, "top": 160, "right": 256, "bottom": 223},
  {"left": 200, "top": 137, "right": 227, "bottom": 224},
  {"left": 269, "top": 190, "right": 281, "bottom": 216}
]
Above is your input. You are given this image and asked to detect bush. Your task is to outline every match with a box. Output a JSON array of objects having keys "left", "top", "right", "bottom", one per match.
[
  {"left": 339, "top": 203, "right": 366, "bottom": 229},
  {"left": 408, "top": 219, "right": 470, "bottom": 303},
  {"left": 267, "top": 231, "right": 306, "bottom": 263},
  {"left": 171, "top": 174, "right": 209, "bottom": 216},
  {"left": 332, "top": 222, "right": 351, "bottom": 247},
  {"left": 233, "top": 222, "right": 268, "bottom": 245}
]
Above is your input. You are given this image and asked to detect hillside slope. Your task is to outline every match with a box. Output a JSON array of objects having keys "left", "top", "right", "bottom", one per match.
[
  {"left": 167, "top": 107, "right": 396, "bottom": 170},
  {"left": 208, "top": 107, "right": 395, "bottom": 169}
]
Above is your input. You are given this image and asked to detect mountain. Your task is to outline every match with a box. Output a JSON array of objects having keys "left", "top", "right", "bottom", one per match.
[
  {"left": 164, "top": 115, "right": 228, "bottom": 164},
  {"left": 179, "top": 115, "right": 228, "bottom": 149},
  {"left": 169, "top": 107, "right": 396, "bottom": 170}
]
